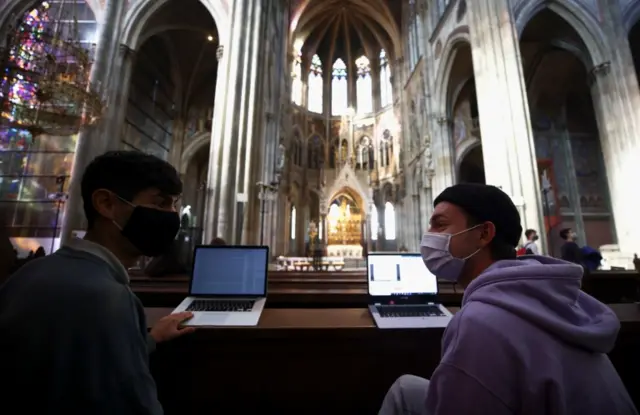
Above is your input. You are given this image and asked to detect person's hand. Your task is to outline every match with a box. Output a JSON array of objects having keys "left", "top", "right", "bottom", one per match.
[{"left": 150, "top": 311, "right": 196, "bottom": 343}]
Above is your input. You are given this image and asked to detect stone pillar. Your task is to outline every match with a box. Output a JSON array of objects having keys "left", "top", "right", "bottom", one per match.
[
  {"left": 589, "top": 1, "right": 640, "bottom": 259},
  {"left": 60, "top": 0, "right": 127, "bottom": 244},
  {"left": 467, "top": 0, "right": 546, "bottom": 249},
  {"left": 101, "top": 44, "right": 137, "bottom": 151},
  {"left": 203, "top": 0, "right": 269, "bottom": 245},
  {"left": 202, "top": 44, "right": 227, "bottom": 243}
]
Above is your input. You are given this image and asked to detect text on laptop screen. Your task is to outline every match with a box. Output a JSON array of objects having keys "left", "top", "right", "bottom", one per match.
[
  {"left": 367, "top": 254, "right": 437, "bottom": 296},
  {"left": 191, "top": 247, "right": 267, "bottom": 296}
]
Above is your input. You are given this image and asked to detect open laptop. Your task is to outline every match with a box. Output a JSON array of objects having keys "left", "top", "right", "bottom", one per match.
[
  {"left": 367, "top": 252, "right": 452, "bottom": 329},
  {"left": 172, "top": 245, "right": 268, "bottom": 326}
]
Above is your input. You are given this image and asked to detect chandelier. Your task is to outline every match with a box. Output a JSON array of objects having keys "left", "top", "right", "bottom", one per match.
[{"left": 0, "top": 1, "right": 103, "bottom": 144}]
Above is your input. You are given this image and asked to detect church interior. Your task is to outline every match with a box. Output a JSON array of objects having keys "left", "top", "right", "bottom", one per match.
[{"left": 2, "top": 0, "right": 640, "bottom": 412}]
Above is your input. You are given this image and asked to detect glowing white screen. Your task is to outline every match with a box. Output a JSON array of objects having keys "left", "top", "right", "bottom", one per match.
[{"left": 367, "top": 254, "right": 437, "bottom": 296}]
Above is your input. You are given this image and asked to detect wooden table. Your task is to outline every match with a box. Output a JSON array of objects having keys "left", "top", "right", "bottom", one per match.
[{"left": 147, "top": 305, "right": 640, "bottom": 414}]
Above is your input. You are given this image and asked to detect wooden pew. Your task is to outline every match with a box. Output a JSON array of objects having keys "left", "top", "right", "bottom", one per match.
[
  {"left": 131, "top": 270, "right": 639, "bottom": 309},
  {"left": 147, "top": 305, "right": 640, "bottom": 414}
]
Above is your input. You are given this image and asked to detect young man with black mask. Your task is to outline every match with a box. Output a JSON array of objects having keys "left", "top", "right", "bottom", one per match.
[
  {"left": 378, "top": 184, "right": 636, "bottom": 415},
  {"left": 0, "top": 151, "right": 195, "bottom": 414}
]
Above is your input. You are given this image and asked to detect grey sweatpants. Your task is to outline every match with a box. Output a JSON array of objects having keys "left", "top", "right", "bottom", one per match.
[{"left": 378, "top": 375, "right": 430, "bottom": 415}]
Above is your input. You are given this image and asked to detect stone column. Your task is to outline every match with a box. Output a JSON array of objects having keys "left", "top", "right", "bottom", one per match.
[
  {"left": 589, "top": 1, "right": 640, "bottom": 258},
  {"left": 467, "top": 0, "right": 546, "bottom": 249},
  {"left": 101, "top": 44, "right": 137, "bottom": 151},
  {"left": 60, "top": 0, "right": 127, "bottom": 244},
  {"left": 203, "top": 0, "right": 269, "bottom": 244}
]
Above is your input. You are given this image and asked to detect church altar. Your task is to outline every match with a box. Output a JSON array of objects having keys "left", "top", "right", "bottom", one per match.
[
  {"left": 276, "top": 256, "right": 345, "bottom": 272},
  {"left": 327, "top": 244, "right": 363, "bottom": 258},
  {"left": 326, "top": 197, "right": 363, "bottom": 259}
]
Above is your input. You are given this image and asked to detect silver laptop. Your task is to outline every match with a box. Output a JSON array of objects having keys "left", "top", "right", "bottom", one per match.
[
  {"left": 367, "top": 252, "right": 452, "bottom": 329},
  {"left": 172, "top": 245, "right": 268, "bottom": 326}
]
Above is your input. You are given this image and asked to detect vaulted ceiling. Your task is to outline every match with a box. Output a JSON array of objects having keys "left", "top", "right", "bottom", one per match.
[{"left": 290, "top": 0, "right": 402, "bottom": 69}]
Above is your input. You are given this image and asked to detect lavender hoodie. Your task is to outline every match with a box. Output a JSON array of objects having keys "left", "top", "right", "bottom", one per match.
[{"left": 426, "top": 256, "right": 637, "bottom": 414}]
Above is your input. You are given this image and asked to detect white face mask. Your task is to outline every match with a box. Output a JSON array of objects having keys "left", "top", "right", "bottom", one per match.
[{"left": 420, "top": 225, "right": 482, "bottom": 282}]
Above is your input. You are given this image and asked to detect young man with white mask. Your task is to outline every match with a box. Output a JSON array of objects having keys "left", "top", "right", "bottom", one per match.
[{"left": 378, "top": 184, "right": 636, "bottom": 415}]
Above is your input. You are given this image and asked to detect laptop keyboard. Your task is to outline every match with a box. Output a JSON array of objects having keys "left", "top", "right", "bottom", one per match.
[
  {"left": 187, "top": 299, "right": 255, "bottom": 312},
  {"left": 376, "top": 305, "right": 445, "bottom": 318}
]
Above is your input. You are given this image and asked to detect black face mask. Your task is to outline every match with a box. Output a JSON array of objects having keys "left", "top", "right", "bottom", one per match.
[
  {"left": 120, "top": 205, "right": 180, "bottom": 257},
  {"left": 533, "top": 235, "right": 539, "bottom": 241}
]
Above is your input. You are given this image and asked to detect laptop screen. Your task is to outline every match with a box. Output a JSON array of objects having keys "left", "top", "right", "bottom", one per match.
[
  {"left": 367, "top": 253, "right": 437, "bottom": 296},
  {"left": 190, "top": 246, "right": 268, "bottom": 296}
]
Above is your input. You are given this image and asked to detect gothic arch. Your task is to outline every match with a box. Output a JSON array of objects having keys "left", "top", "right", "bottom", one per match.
[
  {"left": 455, "top": 138, "right": 481, "bottom": 170},
  {"left": 121, "top": 0, "right": 229, "bottom": 49},
  {"left": 328, "top": 187, "right": 364, "bottom": 211},
  {"left": 180, "top": 131, "right": 211, "bottom": 174},
  {"left": 433, "top": 30, "right": 471, "bottom": 121},
  {"left": 514, "top": 0, "right": 607, "bottom": 65},
  {"left": 623, "top": 1, "right": 640, "bottom": 33}
]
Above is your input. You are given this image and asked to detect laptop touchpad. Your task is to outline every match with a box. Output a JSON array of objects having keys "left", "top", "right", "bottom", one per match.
[{"left": 188, "top": 313, "right": 230, "bottom": 326}]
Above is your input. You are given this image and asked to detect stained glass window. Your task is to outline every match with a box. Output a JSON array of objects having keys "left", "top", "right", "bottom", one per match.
[
  {"left": 290, "top": 206, "right": 296, "bottom": 239},
  {"left": 331, "top": 58, "right": 348, "bottom": 116},
  {"left": 380, "top": 50, "right": 393, "bottom": 107},
  {"left": 307, "top": 54, "right": 323, "bottom": 113},
  {"left": 371, "top": 206, "right": 378, "bottom": 241},
  {"left": 0, "top": 1, "right": 97, "bottom": 242},
  {"left": 407, "top": 0, "right": 423, "bottom": 70},
  {"left": 291, "top": 48, "right": 303, "bottom": 105},
  {"left": 384, "top": 202, "right": 396, "bottom": 240},
  {"left": 355, "top": 55, "right": 372, "bottom": 114}
]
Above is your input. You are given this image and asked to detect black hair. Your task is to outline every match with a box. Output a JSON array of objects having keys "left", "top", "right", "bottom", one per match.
[
  {"left": 559, "top": 228, "right": 572, "bottom": 240},
  {"left": 81, "top": 151, "right": 182, "bottom": 228},
  {"left": 525, "top": 229, "right": 536, "bottom": 239},
  {"left": 465, "top": 213, "right": 517, "bottom": 261}
]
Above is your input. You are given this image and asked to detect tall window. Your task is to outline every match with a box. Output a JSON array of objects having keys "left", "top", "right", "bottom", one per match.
[
  {"left": 308, "top": 54, "right": 323, "bottom": 113},
  {"left": 355, "top": 55, "right": 372, "bottom": 114},
  {"left": 290, "top": 206, "right": 297, "bottom": 239},
  {"left": 380, "top": 50, "right": 393, "bottom": 107},
  {"left": 291, "top": 48, "right": 302, "bottom": 105},
  {"left": 407, "top": 0, "right": 422, "bottom": 70},
  {"left": 384, "top": 202, "right": 396, "bottom": 240},
  {"left": 371, "top": 206, "right": 379, "bottom": 241},
  {"left": 331, "top": 58, "right": 348, "bottom": 116},
  {"left": 0, "top": 1, "right": 97, "bottom": 243}
]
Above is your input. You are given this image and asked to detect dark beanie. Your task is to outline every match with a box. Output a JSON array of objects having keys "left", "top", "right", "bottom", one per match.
[{"left": 433, "top": 184, "right": 522, "bottom": 247}]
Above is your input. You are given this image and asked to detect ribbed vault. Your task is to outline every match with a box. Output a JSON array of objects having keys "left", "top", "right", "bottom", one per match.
[{"left": 291, "top": 0, "right": 401, "bottom": 65}]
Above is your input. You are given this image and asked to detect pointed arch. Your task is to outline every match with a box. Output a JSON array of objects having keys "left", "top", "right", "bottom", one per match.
[
  {"left": 514, "top": 0, "right": 606, "bottom": 65},
  {"left": 291, "top": 44, "right": 303, "bottom": 105},
  {"left": 308, "top": 53, "right": 323, "bottom": 113},
  {"left": 122, "top": 0, "right": 229, "bottom": 49},
  {"left": 331, "top": 58, "right": 348, "bottom": 115},
  {"left": 379, "top": 49, "right": 393, "bottom": 107},
  {"left": 355, "top": 55, "right": 372, "bottom": 114},
  {"left": 384, "top": 201, "right": 396, "bottom": 240},
  {"left": 181, "top": 131, "right": 212, "bottom": 174}
]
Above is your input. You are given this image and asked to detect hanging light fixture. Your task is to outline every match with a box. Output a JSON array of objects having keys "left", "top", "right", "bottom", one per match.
[{"left": 0, "top": 0, "right": 103, "bottom": 144}]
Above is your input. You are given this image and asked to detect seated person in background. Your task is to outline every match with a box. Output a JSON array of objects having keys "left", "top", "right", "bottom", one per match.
[
  {"left": 379, "top": 183, "right": 636, "bottom": 415},
  {"left": 34, "top": 246, "right": 46, "bottom": 258},
  {"left": 560, "top": 227, "right": 583, "bottom": 264},
  {"left": 0, "top": 151, "right": 195, "bottom": 414},
  {"left": 210, "top": 237, "right": 226, "bottom": 245}
]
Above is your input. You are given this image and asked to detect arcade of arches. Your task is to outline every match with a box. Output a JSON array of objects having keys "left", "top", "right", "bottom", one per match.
[{"left": 1, "top": 0, "right": 640, "bottom": 268}]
